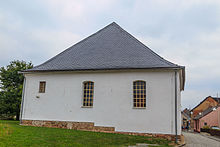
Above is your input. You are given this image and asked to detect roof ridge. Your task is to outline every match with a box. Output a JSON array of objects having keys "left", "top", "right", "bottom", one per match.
[
  {"left": 112, "top": 23, "right": 180, "bottom": 67},
  {"left": 27, "top": 22, "right": 185, "bottom": 74},
  {"left": 32, "top": 22, "right": 117, "bottom": 69},
  {"left": 191, "top": 96, "right": 220, "bottom": 111}
]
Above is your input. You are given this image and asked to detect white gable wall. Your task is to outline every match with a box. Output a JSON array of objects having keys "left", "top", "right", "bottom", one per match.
[{"left": 22, "top": 70, "right": 181, "bottom": 135}]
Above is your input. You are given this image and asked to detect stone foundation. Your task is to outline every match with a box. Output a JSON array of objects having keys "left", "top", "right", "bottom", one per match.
[
  {"left": 21, "top": 120, "right": 114, "bottom": 132},
  {"left": 21, "top": 120, "right": 180, "bottom": 141},
  {"left": 111, "top": 131, "right": 181, "bottom": 141}
]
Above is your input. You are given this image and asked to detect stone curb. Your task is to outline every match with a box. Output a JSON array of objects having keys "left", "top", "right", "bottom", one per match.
[
  {"left": 200, "top": 133, "right": 220, "bottom": 142},
  {"left": 128, "top": 143, "right": 159, "bottom": 147},
  {"left": 178, "top": 143, "right": 186, "bottom": 147},
  {"left": 177, "top": 134, "right": 186, "bottom": 147}
]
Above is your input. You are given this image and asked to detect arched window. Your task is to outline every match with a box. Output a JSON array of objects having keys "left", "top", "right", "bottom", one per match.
[
  {"left": 133, "top": 80, "right": 146, "bottom": 108},
  {"left": 83, "top": 81, "right": 94, "bottom": 107}
]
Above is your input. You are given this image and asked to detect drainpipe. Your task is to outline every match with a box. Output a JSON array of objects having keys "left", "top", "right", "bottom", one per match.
[
  {"left": 19, "top": 77, "right": 26, "bottom": 125},
  {"left": 218, "top": 107, "right": 220, "bottom": 128},
  {"left": 174, "top": 70, "right": 178, "bottom": 144}
]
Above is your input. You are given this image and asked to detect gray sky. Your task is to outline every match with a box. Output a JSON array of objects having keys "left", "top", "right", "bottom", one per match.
[{"left": 1, "top": 0, "right": 220, "bottom": 109}]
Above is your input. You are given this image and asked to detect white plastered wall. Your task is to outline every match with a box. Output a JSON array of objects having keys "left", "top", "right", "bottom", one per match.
[{"left": 22, "top": 70, "right": 182, "bottom": 135}]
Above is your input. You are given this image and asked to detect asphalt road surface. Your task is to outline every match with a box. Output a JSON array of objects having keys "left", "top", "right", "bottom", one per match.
[{"left": 183, "top": 132, "right": 220, "bottom": 147}]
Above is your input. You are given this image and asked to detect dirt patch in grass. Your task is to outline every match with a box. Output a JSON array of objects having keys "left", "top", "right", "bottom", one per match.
[{"left": 0, "top": 122, "right": 13, "bottom": 137}]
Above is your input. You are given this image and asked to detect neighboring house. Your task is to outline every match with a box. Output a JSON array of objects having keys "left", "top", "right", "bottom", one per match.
[
  {"left": 20, "top": 22, "right": 185, "bottom": 139},
  {"left": 181, "top": 109, "right": 191, "bottom": 130},
  {"left": 191, "top": 96, "right": 220, "bottom": 132},
  {"left": 194, "top": 106, "right": 220, "bottom": 132}
]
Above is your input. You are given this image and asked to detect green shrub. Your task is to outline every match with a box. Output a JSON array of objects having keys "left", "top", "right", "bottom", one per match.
[
  {"left": 210, "top": 129, "right": 220, "bottom": 136},
  {"left": 200, "top": 128, "right": 210, "bottom": 133},
  {"left": 202, "top": 125, "right": 210, "bottom": 129}
]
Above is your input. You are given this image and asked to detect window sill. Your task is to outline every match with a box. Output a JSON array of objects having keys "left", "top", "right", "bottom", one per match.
[
  {"left": 133, "top": 107, "right": 146, "bottom": 109},
  {"left": 81, "top": 106, "right": 93, "bottom": 108}
]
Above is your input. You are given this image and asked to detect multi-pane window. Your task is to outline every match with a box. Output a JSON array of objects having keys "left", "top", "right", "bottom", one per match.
[
  {"left": 133, "top": 81, "right": 146, "bottom": 108},
  {"left": 39, "top": 81, "right": 46, "bottom": 93},
  {"left": 83, "top": 81, "right": 94, "bottom": 107}
]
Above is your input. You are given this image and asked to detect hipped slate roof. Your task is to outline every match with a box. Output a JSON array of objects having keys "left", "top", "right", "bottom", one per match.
[{"left": 24, "top": 22, "right": 184, "bottom": 72}]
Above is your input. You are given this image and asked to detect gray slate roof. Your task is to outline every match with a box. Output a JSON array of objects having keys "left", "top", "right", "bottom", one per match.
[
  {"left": 213, "top": 97, "right": 220, "bottom": 103},
  {"left": 181, "top": 111, "right": 191, "bottom": 120},
  {"left": 25, "top": 22, "right": 183, "bottom": 72},
  {"left": 194, "top": 106, "right": 218, "bottom": 120}
]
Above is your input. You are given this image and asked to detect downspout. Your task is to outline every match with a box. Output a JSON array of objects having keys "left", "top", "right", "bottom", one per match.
[
  {"left": 174, "top": 70, "right": 178, "bottom": 144},
  {"left": 19, "top": 76, "right": 26, "bottom": 125},
  {"left": 218, "top": 107, "right": 220, "bottom": 128}
]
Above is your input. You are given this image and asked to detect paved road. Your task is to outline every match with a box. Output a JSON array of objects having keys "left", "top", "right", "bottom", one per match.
[{"left": 183, "top": 132, "right": 220, "bottom": 147}]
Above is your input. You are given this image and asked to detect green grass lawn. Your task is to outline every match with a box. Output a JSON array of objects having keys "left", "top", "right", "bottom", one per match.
[{"left": 0, "top": 120, "right": 172, "bottom": 147}]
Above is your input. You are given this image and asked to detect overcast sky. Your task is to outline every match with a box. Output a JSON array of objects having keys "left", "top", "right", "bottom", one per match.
[{"left": 1, "top": 0, "right": 220, "bottom": 109}]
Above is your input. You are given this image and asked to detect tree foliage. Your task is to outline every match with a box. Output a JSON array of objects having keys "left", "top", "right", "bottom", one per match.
[{"left": 0, "top": 60, "right": 33, "bottom": 120}]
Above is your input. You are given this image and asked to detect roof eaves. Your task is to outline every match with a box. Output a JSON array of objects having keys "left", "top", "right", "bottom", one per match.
[
  {"left": 194, "top": 106, "right": 217, "bottom": 120},
  {"left": 182, "top": 111, "right": 191, "bottom": 120},
  {"left": 20, "top": 66, "right": 183, "bottom": 73}
]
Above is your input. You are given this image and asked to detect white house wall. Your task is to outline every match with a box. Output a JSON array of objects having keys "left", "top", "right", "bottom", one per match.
[{"left": 22, "top": 70, "right": 181, "bottom": 135}]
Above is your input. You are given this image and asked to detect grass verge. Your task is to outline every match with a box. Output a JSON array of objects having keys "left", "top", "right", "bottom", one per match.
[{"left": 0, "top": 120, "right": 172, "bottom": 147}]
